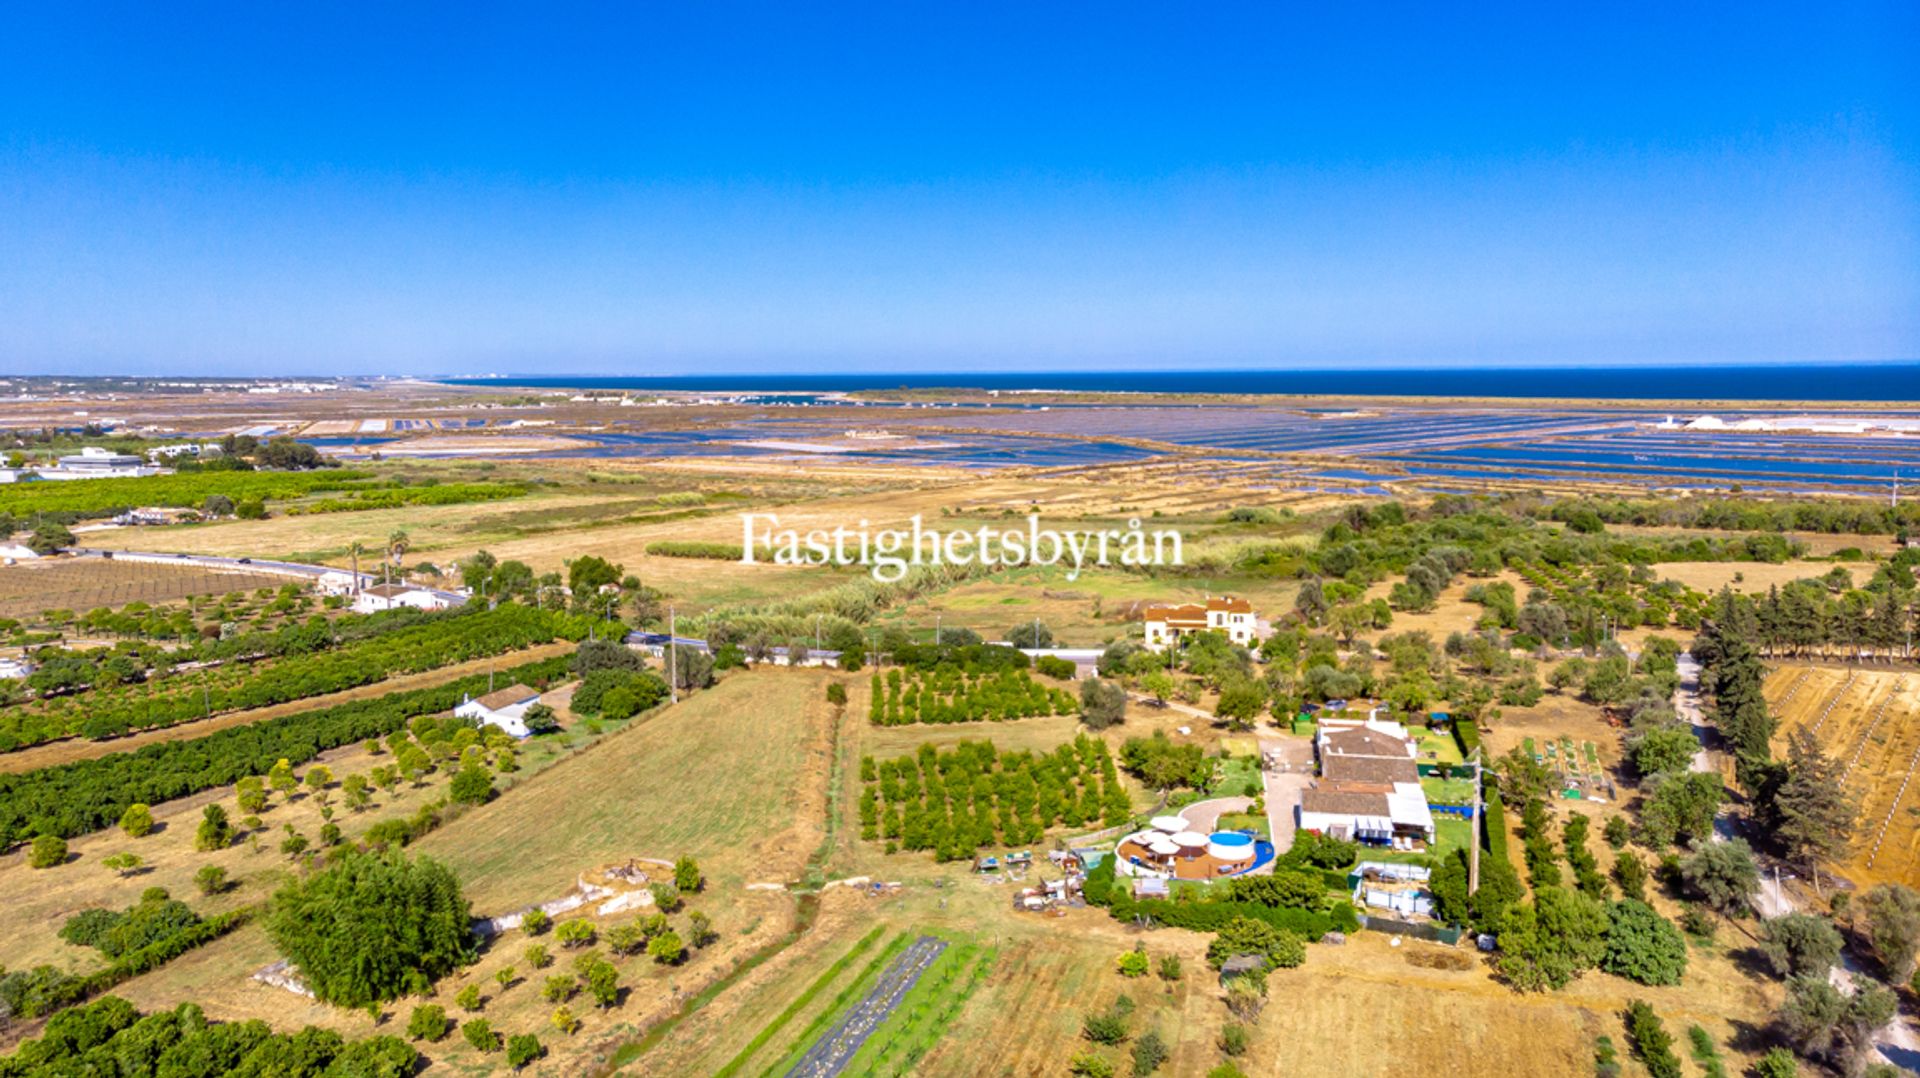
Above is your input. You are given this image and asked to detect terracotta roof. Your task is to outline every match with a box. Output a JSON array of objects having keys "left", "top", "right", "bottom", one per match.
[
  {"left": 361, "top": 582, "right": 423, "bottom": 598},
  {"left": 470, "top": 684, "right": 539, "bottom": 711},
  {"left": 1141, "top": 596, "right": 1254, "bottom": 622},
  {"left": 1321, "top": 754, "right": 1419, "bottom": 784},
  {"left": 1301, "top": 784, "right": 1393, "bottom": 817},
  {"left": 1322, "top": 727, "right": 1414, "bottom": 759}
]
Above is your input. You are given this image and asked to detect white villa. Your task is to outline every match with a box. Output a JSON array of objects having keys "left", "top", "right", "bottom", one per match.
[
  {"left": 351, "top": 582, "right": 455, "bottom": 614},
  {"left": 1141, "top": 595, "right": 1257, "bottom": 651},
  {"left": 454, "top": 684, "right": 543, "bottom": 738},
  {"left": 1297, "top": 720, "right": 1435, "bottom": 848}
]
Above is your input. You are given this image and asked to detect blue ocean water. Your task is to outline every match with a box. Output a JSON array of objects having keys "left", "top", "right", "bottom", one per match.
[{"left": 440, "top": 364, "right": 1920, "bottom": 402}]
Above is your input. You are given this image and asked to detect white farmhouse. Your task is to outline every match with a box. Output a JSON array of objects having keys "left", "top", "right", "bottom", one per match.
[
  {"left": 1297, "top": 722, "right": 1435, "bottom": 849},
  {"left": 351, "top": 582, "right": 454, "bottom": 614},
  {"left": 454, "top": 684, "right": 544, "bottom": 738}
]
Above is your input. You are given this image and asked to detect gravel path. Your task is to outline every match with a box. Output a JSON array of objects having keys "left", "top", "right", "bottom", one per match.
[{"left": 784, "top": 935, "right": 947, "bottom": 1078}]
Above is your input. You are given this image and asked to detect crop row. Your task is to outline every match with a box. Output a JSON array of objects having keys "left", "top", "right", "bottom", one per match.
[
  {"left": 0, "top": 603, "right": 584, "bottom": 750},
  {"left": 0, "top": 653, "right": 572, "bottom": 847}
]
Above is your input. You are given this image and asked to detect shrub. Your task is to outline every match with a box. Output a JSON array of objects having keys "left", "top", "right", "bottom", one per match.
[
  {"left": 551, "top": 1005, "right": 579, "bottom": 1035},
  {"left": 1752, "top": 1047, "right": 1798, "bottom": 1078},
  {"left": 521, "top": 908, "right": 550, "bottom": 935},
  {"left": 1080, "top": 677, "right": 1128, "bottom": 730},
  {"left": 688, "top": 910, "right": 718, "bottom": 948},
  {"left": 407, "top": 1003, "right": 450, "bottom": 1042},
  {"left": 449, "top": 764, "right": 494, "bottom": 806},
  {"left": 1130, "top": 1030, "right": 1169, "bottom": 1076},
  {"left": 117, "top": 803, "right": 154, "bottom": 838},
  {"left": 1036, "top": 655, "right": 1078, "bottom": 680},
  {"left": 1602, "top": 901, "right": 1688, "bottom": 986},
  {"left": 1069, "top": 1055, "right": 1117, "bottom": 1078},
  {"left": 1083, "top": 1011, "right": 1129, "bottom": 1045},
  {"left": 1116, "top": 950, "right": 1149, "bottom": 978},
  {"left": 455, "top": 984, "right": 482, "bottom": 1012},
  {"left": 461, "top": 1018, "right": 498, "bottom": 1053},
  {"left": 505, "top": 1033, "right": 543, "bottom": 1068},
  {"left": 648, "top": 929, "right": 685, "bottom": 965},
  {"left": 585, "top": 959, "right": 620, "bottom": 1007},
  {"left": 193, "top": 864, "right": 229, "bottom": 896},
  {"left": 29, "top": 833, "right": 67, "bottom": 868},
  {"left": 1219, "top": 1022, "right": 1249, "bottom": 1056},
  {"left": 1207, "top": 917, "right": 1304, "bottom": 970},
  {"left": 542, "top": 975, "right": 577, "bottom": 1003},
  {"left": 674, "top": 855, "right": 704, "bottom": 892},
  {"left": 1625, "top": 1000, "right": 1682, "bottom": 1078}
]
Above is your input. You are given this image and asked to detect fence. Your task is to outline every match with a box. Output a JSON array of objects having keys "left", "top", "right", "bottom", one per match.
[{"left": 1358, "top": 914, "right": 1462, "bottom": 946}]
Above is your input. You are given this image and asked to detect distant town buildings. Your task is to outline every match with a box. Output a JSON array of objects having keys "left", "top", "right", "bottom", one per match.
[
  {"left": 1141, "top": 595, "right": 1257, "bottom": 651},
  {"left": 0, "top": 445, "right": 172, "bottom": 483}
]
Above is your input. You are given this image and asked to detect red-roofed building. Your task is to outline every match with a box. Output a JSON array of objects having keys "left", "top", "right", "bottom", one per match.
[{"left": 1141, "top": 595, "right": 1256, "bottom": 651}]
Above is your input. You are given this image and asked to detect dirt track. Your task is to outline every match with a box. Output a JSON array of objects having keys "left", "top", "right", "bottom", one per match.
[{"left": 0, "top": 640, "right": 572, "bottom": 774}]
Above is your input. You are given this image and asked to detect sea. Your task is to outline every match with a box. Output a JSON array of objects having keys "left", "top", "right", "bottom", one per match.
[{"left": 440, "top": 363, "right": 1920, "bottom": 402}]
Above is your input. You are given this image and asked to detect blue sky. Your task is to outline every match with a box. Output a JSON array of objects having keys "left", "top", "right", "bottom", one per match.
[{"left": 2, "top": 3, "right": 1916, "bottom": 375}]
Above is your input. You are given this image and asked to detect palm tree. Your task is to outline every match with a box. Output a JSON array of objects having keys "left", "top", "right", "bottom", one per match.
[
  {"left": 385, "top": 529, "right": 410, "bottom": 585},
  {"left": 347, "top": 541, "right": 366, "bottom": 597}
]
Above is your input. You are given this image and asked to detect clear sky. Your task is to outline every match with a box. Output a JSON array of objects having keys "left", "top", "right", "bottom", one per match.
[{"left": 2, "top": 3, "right": 1916, "bottom": 376}]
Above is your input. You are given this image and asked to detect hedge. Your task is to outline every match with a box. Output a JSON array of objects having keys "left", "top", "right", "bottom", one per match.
[
  {"left": 0, "top": 909, "right": 250, "bottom": 1020},
  {"left": 1483, "top": 790, "right": 1509, "bottom": 863},
  {"left": 0, "top": 654, "right": 570, "bottom": 847},
  {"left": 1081, "top": 858, "right": 1344, "bottom": 939},
  {"left": 1452, "top": 718, "right": 1482, "bottom": 759},
  {"left": 645, "top": 540, "right": 749, "bottom": 560}
]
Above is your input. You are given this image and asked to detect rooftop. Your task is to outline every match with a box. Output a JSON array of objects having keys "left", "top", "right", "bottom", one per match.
[{"left": 469, "top": 684, "right": 540, "bottom": 711}]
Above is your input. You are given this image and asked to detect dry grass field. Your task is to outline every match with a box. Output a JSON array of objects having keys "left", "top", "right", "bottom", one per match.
[
  {"left": 1651, "top": 559, "right": 1868, "bottom": 595},
  {"left": 53, "top": 669, "right": 839, "bottom": 1075},
  {"left": 415, "top": 667, "right": 837, "bottom": 911},
  {"left": 1768, "top": 664, "right": 1920, "bottom": 891},
  {"left": 0, "top": 556, "right": 287, "bottom": 619}
]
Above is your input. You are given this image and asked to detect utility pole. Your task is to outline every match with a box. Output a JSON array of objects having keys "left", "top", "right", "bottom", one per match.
[
  {"left": 935, "top": 614, "right": 941, "bottom": 646},
  {"left": 1467, "top": 747, "right": 1484, "bottom": 896},
  {"left": 669, "top": 606, "right": 678, "bottom": 704}
]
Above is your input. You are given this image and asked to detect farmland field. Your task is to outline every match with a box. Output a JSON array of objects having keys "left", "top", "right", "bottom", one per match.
[
  {"left": 415, "top": 668, "right": 836, "bottom": 909},
  {"left": 0, "top": 556, "right": 288, "bottom": 619},
  {"left": 1767, "top": 664, "right": 1920, "bottom": 890}
]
